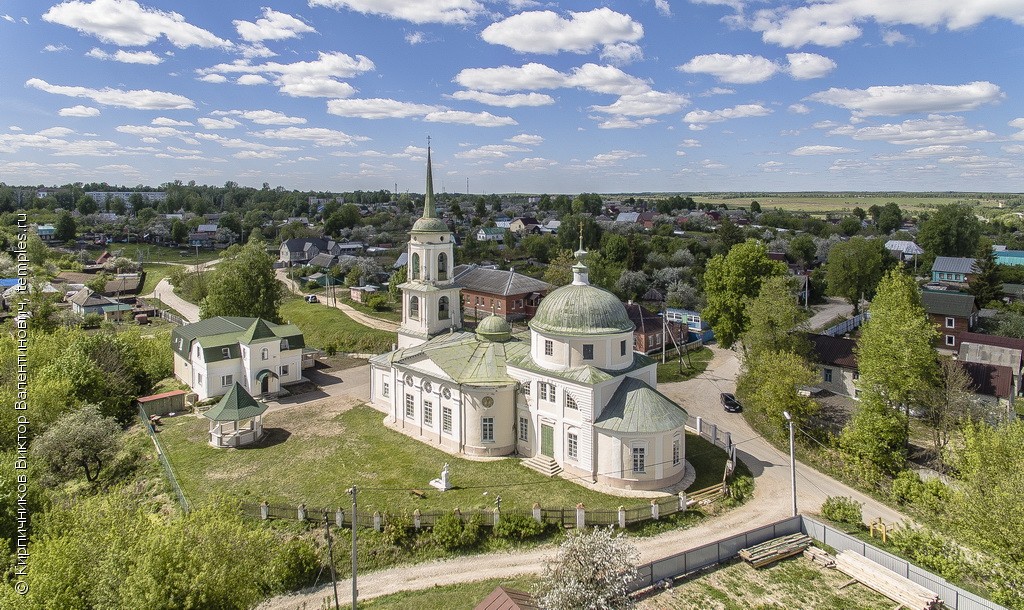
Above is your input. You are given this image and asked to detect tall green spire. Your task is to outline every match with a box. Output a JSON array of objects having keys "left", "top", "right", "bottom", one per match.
[
  {"left": 411, "top": 140, "right": 449, "bottom": 233},
  {"left": 423, "top": 142, "right": 436, "bottom": 219}
]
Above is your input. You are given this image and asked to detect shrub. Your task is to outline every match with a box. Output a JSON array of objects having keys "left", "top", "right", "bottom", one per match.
[
  {"left": 888, "top": 526, "right": 967, "bottom": 582},
  {"left": 725, "top": 475, "right": 754, "bottom": 505},
  {"left": 821, "top": 496, "right": 862, "bottom": 526},
  {"left": 325, "top": 343, "right": 338, "bottom": 356},
  {"left": 364, "top": 293, "right": 389, "bottom": 312},
  {"left": 83, "top": 313, "right": 104, "bottom": 328},
  {"left": 431, "top": 512, "right": 484, "bottom": 550},
  {"left": 494, "top": 513, "right": 544, "bottom": 541},
  {"left": 269, "top": 538, "right": 320, "bottom": 592},
  {"left": 890, "top": 470, "right": 947, "bottom": 516},
  {"left": 381, "top": 512, "right": 413, "bottom": 548}
]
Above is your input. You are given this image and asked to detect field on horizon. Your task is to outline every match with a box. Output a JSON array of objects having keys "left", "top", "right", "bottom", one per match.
[{"left": 689, "top": 194, "right": 1011, "bottom": 214}]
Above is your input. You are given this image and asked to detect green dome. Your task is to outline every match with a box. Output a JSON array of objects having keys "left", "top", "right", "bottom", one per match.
[
  {"left": 529, "top": 284, "right": 634, "bottom": 336},
  {"left": 411, "top": 217, "right": 450, "bottom": 233},
  {"left": 476, "top": 314, "right": 512, "bottom": 342}
]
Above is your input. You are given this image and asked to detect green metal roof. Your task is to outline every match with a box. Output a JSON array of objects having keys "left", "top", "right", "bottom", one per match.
[
  {"left": 372, "top": 331, "right": 518, "bottom": 386},
  {"left": 529, "top": 283, "right": 635, "bottom": 336},
  {"left": 203, "top": 383, "right": 268, "bottom": 422},
  {"left": 240, "top": 319, "right": 277, "bottom": 344},
  {"left": 476, "top": 315, "right": 512, "bottom": 342},
  {"left": 172, "top": 316, "right": 304, "bottom": 363},
  {"left": 506, "top": 349, "right": 656, "bottom": 385},
  {"left": 594, "top": 376, "right": 688, "bottom": 434}
]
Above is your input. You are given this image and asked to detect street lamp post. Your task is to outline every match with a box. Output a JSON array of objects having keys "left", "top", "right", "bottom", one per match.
[{"left": 783, "top": 411, "right": 797, "bottom": 517}]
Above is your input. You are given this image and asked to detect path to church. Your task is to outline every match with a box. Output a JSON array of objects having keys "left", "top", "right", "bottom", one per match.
[
  {"left": 274, "top": 268, "right": 400, "bottom": 333},
  {"left": 259, "top": 347, "right": 910, "bottom": 610}
]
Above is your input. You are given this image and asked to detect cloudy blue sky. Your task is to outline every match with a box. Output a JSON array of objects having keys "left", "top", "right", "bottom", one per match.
[{"left": 1, "top": 0, "right": 1023, "bottom": 194}]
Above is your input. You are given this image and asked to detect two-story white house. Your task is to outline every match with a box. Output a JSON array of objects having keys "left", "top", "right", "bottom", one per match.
[{"left": 172, "top": 317, "right": 305, "bottom": 401}]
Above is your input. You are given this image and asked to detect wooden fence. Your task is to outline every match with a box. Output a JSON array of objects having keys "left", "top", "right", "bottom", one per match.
[{"left": 238, "top": 485, "right": 723, "bottom": 532}]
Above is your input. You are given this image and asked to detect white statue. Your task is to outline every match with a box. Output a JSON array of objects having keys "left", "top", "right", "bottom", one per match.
[{"left": 430, "top": 462, "right": 452, "bottom": 492}]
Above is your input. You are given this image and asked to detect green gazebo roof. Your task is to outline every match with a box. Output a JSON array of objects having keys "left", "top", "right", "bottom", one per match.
[
  {"left": 594, "top": 376, "right": 688, "bottom": 434},
  {"left": 203, "top": 383, "right": 268, "bottom": 422}
]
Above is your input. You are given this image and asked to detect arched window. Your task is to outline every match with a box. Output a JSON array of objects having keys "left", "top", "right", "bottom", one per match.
[
  {"left": 410, "top": 296, "right": 420, "bottom": 320},
  {"left": 437, "top": 252, "right": 448, "bottom": 281},
  {"left": 411, "top": 253, "right": 420, "bottom": 280},
  {"left": 438, "top": 296, "right": 450, "bottom": 320},
  {"left": 261, "top": 348, "right": 269, "bottom": 360}
]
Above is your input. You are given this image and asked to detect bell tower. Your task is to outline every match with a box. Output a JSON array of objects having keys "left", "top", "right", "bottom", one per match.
[{"left": 397, "top": 143, "right": 463, "bottom": 348}]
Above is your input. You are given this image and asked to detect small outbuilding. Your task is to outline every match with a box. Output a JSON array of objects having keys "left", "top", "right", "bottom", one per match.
[{"left": 203, "top": 382, "right": 268, "bottom": 448}]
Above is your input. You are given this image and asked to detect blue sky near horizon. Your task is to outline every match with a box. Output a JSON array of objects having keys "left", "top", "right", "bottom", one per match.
[{"left": 1, "top": 0, "right": 1023, "bottom": 194}]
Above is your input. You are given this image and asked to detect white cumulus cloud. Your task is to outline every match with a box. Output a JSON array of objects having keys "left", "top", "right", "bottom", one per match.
[
  {"left": 678, "top": 54, "right": 780, "bottom": 84},
  {"left": 482, "top": 8, "right": 643, "bottom": 54},
  {"left": 790, "top": 145, "right": 858, "bottom": 155},
  {"left": 423, "top": 110, "right": 517, "bottom": 127},
  {"left": 234, "top": 8, "right": 315, "bottom": 42},
  {"left": 806, "top": 81, "right": 1004, "bottom": 117},
  {"left": 507, "top": 134, "right": 544, "bottom": 145},
  {"left": 309, "top": 0, "right": 483, "bottom": 25},
  {"left": 327, "top": 98, "right": 440, "bottom": 119},
  {"left": 58, "top": 105, "right": 100, "bottom": 117},
  {"left": 86, "top": 48, "right": 163, "bottom": 64},
  {"left": 683, "top": 103, "right": 772, "bottom": 126},
  {"left": 450, "top": 90, "right": 554, "bottom": 107},
  {"left": 198, "top": 51, "right": 373, "bottom": 98},
  {"left": 26, "top": 78, "right": 195, "bottom": 110},
  {"left": 785, "top": 52, "right": 836, "bottom": 79},
  {"left": 42, "top": 0, "right": 231, "bottom": 48}
]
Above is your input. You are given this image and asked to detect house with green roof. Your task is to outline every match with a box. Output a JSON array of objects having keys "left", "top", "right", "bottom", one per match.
[
  {"left": 171, "top": 316, "right": 305, "bottom": 401},
  {"left": 369, "top": 148, "right": 691, "bottom": 492}
]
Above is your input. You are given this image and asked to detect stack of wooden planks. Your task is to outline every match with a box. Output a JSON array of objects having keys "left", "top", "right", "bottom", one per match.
[
  {"left": 803, "top": 546, "right": 835, "bottom": 568},
  {"left": 835, "top": 551, "right": 943, "bottom": 610},
  {"left": 738, "top": 533, "right": 813, "bottom": 568}
]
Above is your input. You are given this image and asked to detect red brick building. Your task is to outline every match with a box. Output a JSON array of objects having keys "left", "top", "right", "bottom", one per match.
[
  {"left": 453, "top": 265, "right": 552, "bottom": 322},
  {"left": 624, "top": 301, "right": 687, "bottom": 355},
  {"left": 921, "top": 290, "right": 978, "bottom": 350}
]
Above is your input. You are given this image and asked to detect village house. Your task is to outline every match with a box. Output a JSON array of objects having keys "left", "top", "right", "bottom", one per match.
[
  {"left": 476, "top": 227, "right": 505, "bottom": 242},
  {"left": 454, "top": 265, "right": 552, "bottom": 322},
  {"left": 370, "top": 148, "right": 692, "bottom": 491},
  {"left": 69, "top": 287, "right": 133, "bottom": 320},
  {"left": 921, "top": 290, "right": 978, "bottom": 350},
  {"left": 957, "top": 331, "right": 1024, "bottom": 402},
  {"left": 808, "top": 334, "right": 859, "bottom": 398},
  {"left": 508, "top": 217, "right": 541, "bottom": 235},
  {"left": 623, "top": 301, "right": 686, "bottom": 355},
  {"left": 171, "top": 317, "right": 305, "bottom": 401},
  {"left": 930, "top": 256, "right": 978, "bottom": 288}
]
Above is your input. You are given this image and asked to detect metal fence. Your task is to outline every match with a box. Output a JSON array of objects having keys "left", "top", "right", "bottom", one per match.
[
  {"left": 138, "top": 404, "right": 191, "bottom": 513},
  {"left": 801, "top": 517, "right": 1008, "bottom": 610},
  {"left": 627, "top": 515, "right": 1008, "bottom": 610},
  {"left": 823, "top": 312, "right": 871, "bottom": 336},
  {"left": 157, "top": 309, "right": 186, "bottom": 326}
]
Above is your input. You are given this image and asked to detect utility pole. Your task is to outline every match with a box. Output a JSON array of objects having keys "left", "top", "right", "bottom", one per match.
[
  {"left": 347, "top": 486, "right": 358, "bottom": 610},
  {"left": 324, "top": 513, "right": 340, "bottom": 610},
  {"left": 783, "top": 411, "right": 797, "bottom": 517}
]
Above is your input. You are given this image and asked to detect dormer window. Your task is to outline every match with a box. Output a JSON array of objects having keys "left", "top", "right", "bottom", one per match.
[
  {"left": 261, "top": 348, "right": 269, "bottom": 360},
  {"left": 281, "top": 339, "right": 290, "bottom": 350}
]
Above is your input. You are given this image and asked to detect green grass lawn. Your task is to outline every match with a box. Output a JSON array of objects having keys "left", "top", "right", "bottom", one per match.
[
  {"left": 640, "top": 555, "right": 893, "bottom": 610},
  {"left": 140, "top": 263, "right": 174, "bottom": 295},
  {"left": 86, "top": 244, "right": 223, "bottom": 264},
  {"left": 280, "top": 295, "right": 396, "bottom": 353},
  {"left": 359, "top": 577, "right": 538, "bottom": 609},
  {"left": 340, "top": 295, "right": 402, "bottom": 322},
  {"left": 158, "top": 403, "right": 733, "bottom": 516},
  {"left": 656, "top": 347, "right": 714, "bottom": 384}
]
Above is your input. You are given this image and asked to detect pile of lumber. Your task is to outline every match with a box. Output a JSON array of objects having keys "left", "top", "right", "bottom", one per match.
[
  {"left": 835, "top": 551, "right": 943, "bottom": 610},
  {"left": 803, "top": 546, "right": 835, "bottom": 568},
  {"left": 738, "top": 533, "right": 812, "bottom": 568}
]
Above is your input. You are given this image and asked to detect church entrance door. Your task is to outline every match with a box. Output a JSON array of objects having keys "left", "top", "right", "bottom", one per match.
[{"left": 541, "top": 424, "right": 554, "bottom": 457}]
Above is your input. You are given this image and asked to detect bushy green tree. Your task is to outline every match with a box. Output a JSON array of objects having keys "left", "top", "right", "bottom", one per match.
[
  {"left": 31, "top": 405, "right": 122, "bottom": 485},
  {"left": 839, "top": 395, "right": 909, "bottom": 478},
  {"left": 742, "top": 275, "right": 809, "bottom": 361},
  {"left": 968, "top": 241, "right": 1000, "bottom": 306},
  {"left": 54, "top": 211, "right": 76, "bottom": 242},
  {"left": 918, "top": 203, "right": 981, "bottom": 257},
  {"left": 702, "top": 240, "right": 787, "bottom": 348},
  {"left": 825, "top": 237, "right": 888, "bottom": 314},
  {"left": 200, "top": 238, "right": 282, "bottom": 323},
  {"left": 737, "top": 349, "right": 817, "bottom": 430}
]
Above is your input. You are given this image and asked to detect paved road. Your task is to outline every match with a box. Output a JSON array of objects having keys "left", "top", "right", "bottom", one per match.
[
  {"left": 275, "top": 268, "right": 400, "bottom": 333},
  {"left": 141, "top": 260, "right": 218, "bottom": 323},
  {"left": 259, "top": 346, "right": 910, "bottom": 610},
  {"left": 806, "top": 297, "right": 855, "bottom": 332}
]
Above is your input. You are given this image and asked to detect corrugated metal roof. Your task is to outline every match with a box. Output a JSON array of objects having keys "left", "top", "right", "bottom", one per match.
[
  {"left": 921, "top": 290, "right": 977, "bottom": 318},
  {"left": 809, "top": 333, "right": 858, "bottom": 369},
  {"left": 594, "top": 376, "right": 688, "bottom": 433},
  {"left": 453, "top": 265, "right": 552, "bottom": 297},
  {"left": 961, "top": 361, "right": 1013, "bottom": 398},
  {"left": 931, "top": 256, "right": 978, "bottom": 274},
  {"left": 959, "top": 341, "right": 1022, "bottom": 370},
  {"left": 474, "top": 587, "right": 540, "bottom": 610}
]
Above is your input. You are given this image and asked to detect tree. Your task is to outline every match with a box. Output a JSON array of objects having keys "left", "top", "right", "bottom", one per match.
[
  {"left": 714, "top": 217, "right": 744, "bottom": 255},
  {"left": 543, "top": 249, "right": 576, "bottom": 287},
  {"left": 852, "top": 206, "right": 866, "bottom": 221},
  {"left": 916, "top": 357, "right": 979, "bottom": 465},
  {"left": 743, "top": 276, "right": 809, "bottom": 361},
  {"left": 876, "top": 202, "right": 903, "bottom": 234},
  {"left": 750, "top": 200, "right": 761, "bottom": 213},
  {"left": 324, "top": 204, "right": 362, "bottom": 235},
  {"left": 787, "top": 234, "right": 816, "bottom": 267},
  {"left": 737, "top": 349, "right": 818, "bottom": 430},
  {"left": 534, "top": 527, "right": 639, "bottom": 610},
  {"left": 825, "top": 237, "right": 888, "bottom": 314},
  {"left": 838, "top": 216, "right": 862, "bottom": 237},
  {"left": 169, "top": 219, "right": 188, "bottom": 244},
  {"left": 839, "top": 394, "right": 908, "bottom": 478},
  {"left": 702, "top": 240, "right": 787, "bottom": 348},
  {"left": 917, "top": 203, "right": 981, "bottom": 258},
  {"left": 557, "top": 214, "right": 601, "bottom": 253},
  {"left": 54, "top": 211, "right": 76, "bottom": 242},
  {"left": 388, "top": 264, "right": 406, "bottom": 297},
  {"left": 967, "top": 241, "right": 999, "bottom": 306},
  {"left": 199, "top": 238, "right": 283, "bottom": 323},
  {"left": 615, "top": 270, "right": 649, "bottom": 300},
  {"left": 31, "top": 405, "right": 122, "bottom": 485}
]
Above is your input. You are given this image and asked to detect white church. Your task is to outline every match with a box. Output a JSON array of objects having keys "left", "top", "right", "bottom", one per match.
[{"left": 369, "top": 148, "right": 691, "bottom": 491}]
